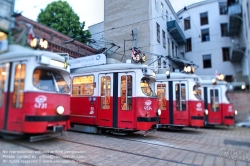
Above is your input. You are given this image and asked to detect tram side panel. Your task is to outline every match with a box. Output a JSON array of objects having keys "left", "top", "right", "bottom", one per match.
[
  {"left": 188, "top": 100, "right": 204, "bottom": 127},
  {"left": 222, "top": 103, "right": 235, "bottom": 125},
  {"left": 70, "top": 96, "right": 98, "bottom": 126},
  {"left": 70, "top": 68, "right": 160, "bottom": 132},
  {"left": 201, "top": 86, "right": 235, "bottom": 126},
  {"left": 20, "top": 93, "right": 70, "bottom": 133},
  {"left": 135, "top": 97, "right": 159, "bottom": 130},
  {"left": 156, "top": 77, "right": 205, "bottom": 128},
  {"left": 6, "top": 63, "right": 70, "bottom": 133}
]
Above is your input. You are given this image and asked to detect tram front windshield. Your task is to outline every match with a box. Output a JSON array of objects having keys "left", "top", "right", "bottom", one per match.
[
  {"left": 140, "top": 77, "right": 156, "bottom": 97},
  {"left": 193, "top": 84, "right": 202, "bottom": 100},
  {"left": 33, "top": 69, "right": 69, "bottom": 93}
]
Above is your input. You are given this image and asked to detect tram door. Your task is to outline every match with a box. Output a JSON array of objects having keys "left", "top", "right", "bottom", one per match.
[
  {"left": 98, "top": 74, "right": 113, "bottom": 127},
  {"left": 205, "top": 87, "right": 222, "bottom": 124},
  {"left": 156, "top": 83, "right": 168, "bottom": 124},
  {"left": 0, "top": 64, "right": 8, "bottom": 130},
  {"left": 172, "top": 81, "right": 189, "bottom": 126},
  {"left": 117, "top": 72, "right": 135, "bottom": 129},
  {"left": 1, "top": 62, "right": 26, "bottom": 131}
]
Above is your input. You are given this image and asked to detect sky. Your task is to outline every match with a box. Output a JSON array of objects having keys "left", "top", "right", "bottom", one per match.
[{"left": 14, "top": 0, "right": 204, "bottom": 29}]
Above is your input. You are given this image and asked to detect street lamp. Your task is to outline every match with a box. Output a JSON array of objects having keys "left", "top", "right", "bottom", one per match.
[{"left": 184, "top": 65, "right": 195, "bottom": 74}]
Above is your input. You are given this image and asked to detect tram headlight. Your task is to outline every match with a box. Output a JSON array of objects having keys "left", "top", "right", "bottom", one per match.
[
  {"left": 56, "top": 106, "right": 64, "bottom": 115},
  {"left": 157, "top": 109, "right": 161, "bottom": 116},
  {"left": 235, "top": 110, "right": 238, "bottom": 115},
  {"left": 205, "top": 109, "right": 208, "bottom": 115}
]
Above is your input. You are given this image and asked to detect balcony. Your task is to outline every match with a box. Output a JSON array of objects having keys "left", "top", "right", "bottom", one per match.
[
  {"left": 230, "top": 43, "right": 245, "bottom": 62},
  {"left": 167, "top": 20, "right": 186, "bottom": 45},
  {"left": 228, "top": 4, "right": 242, "bottom": 36}
]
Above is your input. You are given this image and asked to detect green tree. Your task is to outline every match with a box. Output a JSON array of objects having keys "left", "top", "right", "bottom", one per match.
[{"left": 37, "top": 0, "right": 91, "bottom": 43}]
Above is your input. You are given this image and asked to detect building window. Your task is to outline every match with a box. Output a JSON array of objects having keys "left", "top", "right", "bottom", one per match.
[
  {"left": 158, "top": 57, "right": 161, "bottom": 67},
  {"left": 185, "top": 38, "right": 192, "bottom": 52},
  {"left": 222, "top": 47, "right": 230, "bottom": 61},
  {"left": 184, "top": 17, "right": 191, "bottom": 30},
  {"left": 200, "top": 12, "right": 208, "bottom": 25},
  {"left": 201, "top": 28, "right": 210, "bottom": 42},
  {"left": 247, "top": 2, "right": 250, "bottom": 26},
  {"left": 172, "top": 41, "right": 174, "bottom": 56},
  {"left": 220, "top": 23, "right": 228, "bottom": 36},
  {"left": 162, "top": 30, "right": 166, "bottom": 48},
  {"left": 225, "top": 75, "right": 234, "bottom": 82},
  {"left": 219, "top": 2, "right": 227, "bottom": 15},
  {"left": 175, "top": 45, "right": 178, "bottom": 57},
  {"left": 168, "top": 38, "right": 170, "bottom": 55},
  {"left": 166, "top": 10, "right": 168, "bottom": 22},
  {"left": 157, "top": 23, "right": 160, "bottom": 43},
  {"left": 155, "top": 0, "right": 158, "bottom": 12},
  {"left": 161, "top": 2, "right": 164, "bottom": 19},
  {"left": 203, "top": 54, "right": 211, "bottom": 68}
]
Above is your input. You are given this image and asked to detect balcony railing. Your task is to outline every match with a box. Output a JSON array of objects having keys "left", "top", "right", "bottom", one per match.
[
  {"left": 228, "top": 4, "right": 242, "bottom": 36},
  {"left": 167, "top": 20, "right": 186, "bottom": 45}
]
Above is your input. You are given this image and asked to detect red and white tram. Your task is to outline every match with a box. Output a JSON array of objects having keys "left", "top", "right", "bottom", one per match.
[
  {"left": 199, "top": 77, "right": 237, "bottom": 126},
  {"left": 0, "top": 45, "right": 70, "bottom": 141},
  {"left": 69, "top": 55, "right": 160, "bottom": 134},
  {"left": 155, "top": 72, "right": 205, "bottom": 129}
]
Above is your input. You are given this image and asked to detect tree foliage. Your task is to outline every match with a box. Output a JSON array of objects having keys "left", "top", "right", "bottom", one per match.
[{"left": 37, "top": 0, "right": 91, "bottom": 43}]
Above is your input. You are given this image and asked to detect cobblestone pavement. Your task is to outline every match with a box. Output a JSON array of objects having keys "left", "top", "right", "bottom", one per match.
[{"left": 0, "top": 126, "right": 249, "bottom": 166}]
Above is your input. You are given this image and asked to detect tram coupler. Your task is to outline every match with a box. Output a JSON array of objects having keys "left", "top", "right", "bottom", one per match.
[{"left": 144, "top": 128, "right": 157, "bottom": 136}]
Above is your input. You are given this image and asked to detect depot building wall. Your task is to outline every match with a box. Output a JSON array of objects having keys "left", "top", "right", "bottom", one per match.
[
  {"left": 227, "top": 92, "right": 250, "bottom": 122},
  {"left": 14, "top": 15, "right": 99, "bottom": 58}
]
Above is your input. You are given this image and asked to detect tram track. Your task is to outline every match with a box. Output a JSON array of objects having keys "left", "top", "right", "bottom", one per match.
[
  {"left": 98, "top": 132, "right": 250, "bottom": 163},
  {"left": 154, "top": 127, "right": 250, "bottom": 147},
  {"left": 56, "top": 137, "right": 199, "bottom": 166}
]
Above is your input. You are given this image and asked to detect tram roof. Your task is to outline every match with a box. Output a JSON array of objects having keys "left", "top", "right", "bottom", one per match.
[
  {"left": 200, "top": 79, "right": 228, "bottom": 85},
  {"left": 71, "top": 63, "right": 150, "bottom": 74},
  {"left": 156, "top": 73, "right": 200, "bottom": 80},
  {"left": 199, "top": 76, "right": 228, "bottom": 85},
  {"left": 0, "top": 44, "right": 65, "bottom": 62}
]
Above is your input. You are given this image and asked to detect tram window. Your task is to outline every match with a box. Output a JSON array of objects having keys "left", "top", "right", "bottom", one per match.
[
  {"left": 175, "top": 83, "right": 186, "bottom": 111},
  {"left": 13, "top": 64, "right": 26, "bottom": 108},
  {"left": 120, "top": 75, "right": 132, "bottom": 110},
  {"left": 193, "top": 85, "right": 202, "bottom": 100},
  {"left": 157, "top": 84, "right": 166, "bottom": 110},
  {"left": 197, "top": 89, "right": 202, "bottom": 96},
  {"left": 101, "top": 76, "right": 111, "bottom": 109},
  {"left": 210, "top": 89, "right": 219, "bottom": 112},
  {"left": 72, "top": 75, "right": 94, "bottom": 96},
  {"left": 140, "top": 78, "right": 156, "bottom": 96},
  {"left": 53, "top": 72, "right": 70, "bottom": 93},
  {"left": 0, "top": 67, "right": 6, "bottom": 107},
  {"left": 33, "top": 69, "right": 69, "bottom": 93},
  {"left": 33, "top": 70, "right": 55, "bottom": 91}
]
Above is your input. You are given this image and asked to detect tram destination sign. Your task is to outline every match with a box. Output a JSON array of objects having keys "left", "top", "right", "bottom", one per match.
[{"left": 69, "top": 54, "right": 106, "bottom": 69}]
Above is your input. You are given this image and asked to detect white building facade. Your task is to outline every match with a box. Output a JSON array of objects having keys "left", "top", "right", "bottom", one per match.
[
  {"left": 177, "top": 0, "right": 249, "bottom": 88},
  {"left": 89, "top": 0, "right": 191, "bottom": 72}
]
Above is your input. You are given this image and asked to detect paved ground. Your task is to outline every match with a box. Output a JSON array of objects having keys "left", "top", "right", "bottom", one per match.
[{"left": 0, "top": 126, "right": 249, "bottom": 166}]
